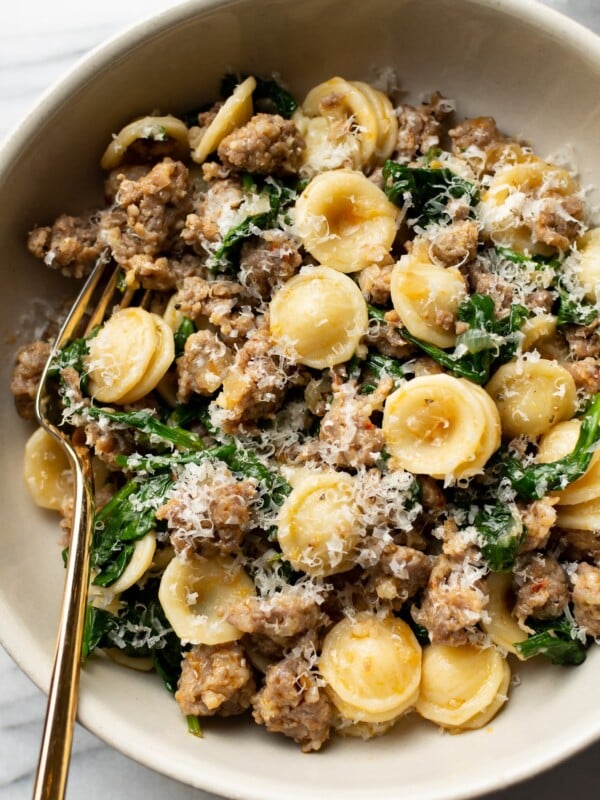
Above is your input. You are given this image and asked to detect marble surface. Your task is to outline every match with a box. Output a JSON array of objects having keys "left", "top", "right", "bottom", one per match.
[{"left": 1, "top": 0, "right": 599, "bottom": 798}]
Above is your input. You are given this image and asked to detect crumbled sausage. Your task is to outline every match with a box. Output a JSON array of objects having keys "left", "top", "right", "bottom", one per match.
[
  {"left": 216, "top": 327, "right": 306, "bottom": 432},
  {"left": 517, "top": 496, "right": 558, "bottom": 553},
  {"left": 239, "top": 230, "right": 302, "bottom": 300},
  {"left": 534, "top": 194, "right": 584, "bottom": 251},
  {"left": 83, "top": 419, "right": 136, "bottom": 470},
  {"left": 466, "top": 261, "right": 514, "bottom": 317},
  {"left": 364, "top": 313, "right": 415, "bottom": 360},
  {"left": 364, "top": 544, "right": 431, "bottom": 608},
  {"left": 571, "top": 563, "right": 600, "bottom": 636},
  {"left": 252, "top": 652, "right": 332, "bottom": 752},
  {"left": 181, "top": 178, "right": 244, "bottom": 253},
  {"left": 433, "top": 519, "right": 480, "bottom": 559},
  {"left": 176, "top": 330, "right": 234, "bottom": 401},
  {"left": 98, "top": 158, "right": 191, "bottom": 275},
  {"left": 104, "top": 164, "right": 151, "bottom": 203},
  {"left": 173, "top": 275, "right": 256, "bottom": 344},
  {"left": 218, "top": 113, "right": 305, "bottom": 176},
  {"left": 124, "top": 252, "right": 206, "bottom": 291},
  {"left": 175, "top": 643, "right": 256, "bottom": 717},
  {"left": 430, "top": 220, "right": 479, "bottom": 267},
  {"left": 554, "top": 528, "right": 600, "bottom": 564},
  {"left": 395, "top": 92, "right": 453, "bottom": 160},
  {"left": 450, "top": 116, "right": 505, "bottom": 154},
  {"left": 412, "top": 555, "right": 489, "bottom": 645},
  {"left": 565, "top": 320, "right": 600, "bottom": 360},
  {"left": 319, "top": 377, "right": 393, "bottom": 468},
  {"left": 357, "top": 261, "right": 395, "bottom": 306},
  {"left": 513, "top": 552, "right": 569, "bottom": 622},
  {"left": 157, "top": 462, "right": 257, "bottom": 556},
  {"left": 228, "top": 592, "right": 326, "bottom": 639},
  {"left": 10, "top": 340, "right": 51, "bottom": 420},
  {"left": 563, "top": 358, "right": 600, "bottom": 395},
  {"left": 419, "top": 477, "right": 446, "bottom": 514},
  {"left": 28, "top": 214, "right": 102, "bottom": 279}
]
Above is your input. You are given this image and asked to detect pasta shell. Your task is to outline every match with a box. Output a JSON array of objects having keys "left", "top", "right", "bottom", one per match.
[
  {"left": 23, "top": 427, "right": 71, "bottom": 511},
  {"left": 269, "top": 266, "right": 368, "bottom": 369},
  {"left": 382, "top": 374, "right": 495, "bottom": 479},
  {"left": 302, "top": 77, "right": 379, "bottom": 166},
  {"left": 485, "top": 358, "right": 577, "bottom": 438},
  {"left": 86, "top": 307, "right": 159, "bottom": 403},
  {"left": 390, "top": 250, "right": 467, "bottom": 347},
  {"left": 416, "top": 644, "right": 508, "bottom": 728},
  {"left": 294, "top": 170, "right": 398, "bottom": 272},
  {"left": 109, "top": 531, "right": 157, "bottom": 595},
  {"left": 118, "top": 314, "right": 175, "bottom": 404},
  {"left": 158, "top": 554, "right": 255, "bottom": 645},
  {"left": 537, "top": 419, "right": 600, "bottom": 505},
  {"left": 100, "top": 115, "right": 189, "bottom": 170},
  {"left": 277, "top": 470, "right": 361, "bottom": 576},
  {"left": 482, "top": 572, "right": 528, "bottom": 657},
  {"left": 320, "top": 613, "right": 422, "bottom": 723},
  {"left": 191, "top": 75, "right": 256, "bottom": 164},
  {"left": 574, "top": 227, "right": 600, "bottom": 302}
]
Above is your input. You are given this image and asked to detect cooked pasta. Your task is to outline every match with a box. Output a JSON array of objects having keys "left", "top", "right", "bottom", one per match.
[{"left": 13, "top": 71, "right": 599, "bottom": 754}]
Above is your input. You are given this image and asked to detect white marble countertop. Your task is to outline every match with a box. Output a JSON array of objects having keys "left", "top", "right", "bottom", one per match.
[{"left": 1, "top": 1, "right": 599, "bottom": 798}]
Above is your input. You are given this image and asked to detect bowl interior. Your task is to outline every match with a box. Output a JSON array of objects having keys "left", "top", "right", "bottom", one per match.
[{"left": 1, "top": 0, "right": 599, "bottom": 798}]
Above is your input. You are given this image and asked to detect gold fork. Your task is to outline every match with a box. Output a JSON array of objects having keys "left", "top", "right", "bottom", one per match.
[{"left": 32, "top": 253, "right": 129, "bottom": 800}]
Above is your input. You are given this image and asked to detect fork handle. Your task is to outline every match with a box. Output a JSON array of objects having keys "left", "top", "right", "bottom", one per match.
[{"left": 32, "top": 446, "right": 95, "bottom": 800}]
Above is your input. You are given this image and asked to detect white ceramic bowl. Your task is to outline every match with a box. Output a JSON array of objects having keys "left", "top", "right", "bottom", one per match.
[{"left": 1, "top": 1, "right": 599, "bottom": 798}]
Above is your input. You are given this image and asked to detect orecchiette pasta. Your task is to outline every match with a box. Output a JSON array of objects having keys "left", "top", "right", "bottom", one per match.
[
  {"left": 293, "top": 170, "right": 398, "bottom": 272},
  {"left": 416, "top": 644, "right": 509, "bottom": 729},
  {"left": 537, "top": 419, "right": 600, "bottom": 505},
  {"left": 382, "top": 374, "right": 500, "bottom": 479},
  {"left": 555, "top": 497, "right": 600, "bottom": 530},
  {"left": 319, "top": 613, "right": 421, "bottom": 723},
  {"left": 481, "top": 572, "right": 528, "bottom": 657},
  {"left": 573, "top": 227, "right": 600, "bottom": 302},
  {"left": 109, "top": 531, "right": 157, "bottom": 596},
  {"left": 269, "top": 266, "right": 368, "bottom": 368},
  {"left": 23, "top": 427, "right": 71, "bottom": 511},
  {"left": 485, "top": 358, "right": 577, "bottom": 438},
  {"left": 191, "top": 75, "right": 256, "bottom": 164},
  {"left": 158, "top": 554, "right": 255, "bottom": 645},
  {"left": 100, "top": 114, "right": 190, "bottom": 170},
  {"left": 86, "top": 307, "right": 175, "bottom": 404},
  {"left": 520, "top": 314, "right": 558, "bottom": 353},
  {"left": 277, "top": 470, "right": 361, "bottom": 576},
  {"left": 479, "top": 156, "right": 580, "bottom": 253},
  {"left": 390, "top": 246, "right": 468, "bottom": 347},
  {"left": 301, "top": 77, "right": 379, "bottom": 166},
  {"left": 350, "top": 81, "right": 399, "bottom": 165}
]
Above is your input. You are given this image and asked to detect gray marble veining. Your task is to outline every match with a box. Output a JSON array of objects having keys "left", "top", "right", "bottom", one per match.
[{"left": 1, "top": 1, "right": 599, "bottom": 798}]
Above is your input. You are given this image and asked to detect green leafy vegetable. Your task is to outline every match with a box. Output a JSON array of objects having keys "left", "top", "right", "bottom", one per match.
[
  {"left": 86, "top": 406, "right": 204, "bottom": 452},
  {"left": 401, "top": 294, "right": 528, "bottom": 384},
  {"left": 174, "top": 317, "right": 195, "bottom": 357},
  {"left": 514, "top": 616, "right": 588, "bottom": 665},
  {"left": 365, "top": 352, "right": 407, "bottom": 383},
  {"left": 556, "top": 286, "right": 597, "bottom": 327},
  {"left": 221, "top": 73, "right": 298, "bottom": 118},
  {"left": 474, "top": 503, "right": 524, "bottom": 572},
  {"left": 502, "top": 393, "right": 600, "bottom": 499},
  {"left": 82, "top": 582, "right": 184, "bottom": 691},
  {"left": 186, "top": 716, "right": 204, "bottom": 738},
  {"left": 212, "top": 176, "right": 297, "bottom": 267},
  {"left": 48, "top": 335, "right": 93, "bottom": 393},
  {"left": 92, "top": 474, "right": 173, "bottom": 586},
  {"left": 382, "top": 160, "right": 479, "bottom": 226}
]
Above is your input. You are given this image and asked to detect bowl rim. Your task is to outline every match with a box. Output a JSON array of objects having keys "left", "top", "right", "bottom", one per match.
[{"left": 1, "top": 0, "right": 599, "bottom": 798}]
